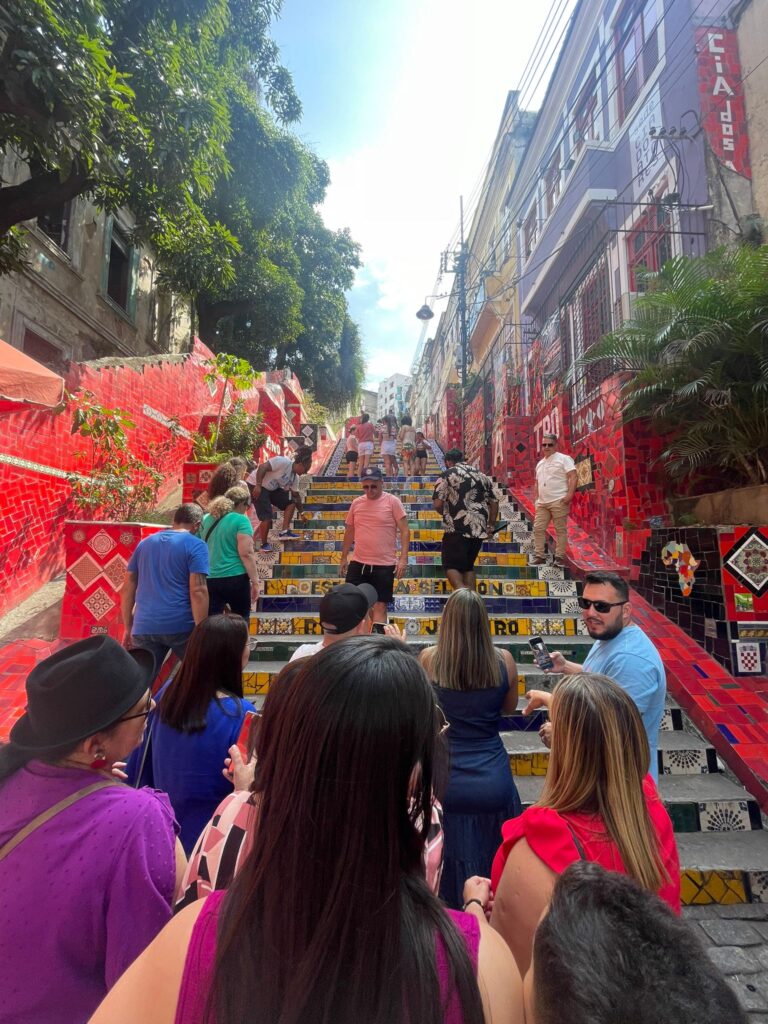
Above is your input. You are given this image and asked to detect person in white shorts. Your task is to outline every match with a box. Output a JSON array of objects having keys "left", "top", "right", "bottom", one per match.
[
  {"left": 356, "top": 414, "right": 376, "bottom": 473},
  {"left": 379, "top": 412, "right": 399, "bottom": 477}
]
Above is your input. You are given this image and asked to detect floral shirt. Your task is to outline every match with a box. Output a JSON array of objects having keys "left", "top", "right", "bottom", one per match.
[{"left": 433, "top": 462, "right": 501, "bottom": 539}]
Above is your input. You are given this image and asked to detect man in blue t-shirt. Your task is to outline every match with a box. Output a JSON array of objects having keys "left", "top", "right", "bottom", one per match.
[
  {"left": 547, "top": 570, "right": 666, "bottom": 781},
  {"left": 121, "top": 503, "right": 210, "bottom": 675}
]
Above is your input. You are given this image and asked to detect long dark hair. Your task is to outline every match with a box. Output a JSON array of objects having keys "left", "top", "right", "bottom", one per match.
[
  {"left": 211, "top": 636, "right": 484, "bottom": 1024},
  {"left": 158, "top": 615, "right": 246, "bottom": 732},
  {"left": 207, "top": 462, "right": 238, "bottom": 500}
]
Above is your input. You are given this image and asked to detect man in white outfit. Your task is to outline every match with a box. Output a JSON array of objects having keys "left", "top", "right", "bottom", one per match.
[{"left": 532, "top": 433, "right": 576, "bottom": 567}]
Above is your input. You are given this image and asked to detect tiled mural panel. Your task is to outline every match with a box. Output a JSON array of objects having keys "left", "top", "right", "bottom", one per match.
[
  {"left": 634, "top": 526, "right": 768, "bottom": 676},
  {"left": 438, "top": 387, "right": 462, "bottom": 453},
  {"left": 500, "top": 416, "right": 533, "bottom": 487},
  {"left": 60, "top": 521, "right": 163, "bottom": 641},
  {"left": 463, "top": 389, "right": 485, "bottom": 468}
]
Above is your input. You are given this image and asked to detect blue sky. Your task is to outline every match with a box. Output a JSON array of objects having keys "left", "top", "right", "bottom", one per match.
[{"left": 271, "top": 0, "right": 576, "bottom": 390}]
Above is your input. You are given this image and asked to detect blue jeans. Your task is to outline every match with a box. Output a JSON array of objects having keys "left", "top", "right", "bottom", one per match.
[{"left": 131, "top": 631, "right": 191, "bottom": 679}]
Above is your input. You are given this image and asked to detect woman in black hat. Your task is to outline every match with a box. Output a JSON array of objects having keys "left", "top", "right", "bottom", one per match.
[{"left": 0, "top": 636, "right": 185, "bottom": 1024}]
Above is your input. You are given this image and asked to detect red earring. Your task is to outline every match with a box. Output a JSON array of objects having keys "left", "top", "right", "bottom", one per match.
[{"left": 90, "top": 753, "right": 108, "bottom": 770}]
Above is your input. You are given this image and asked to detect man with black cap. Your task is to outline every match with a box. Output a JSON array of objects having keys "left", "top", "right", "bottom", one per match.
[
  {"left": 433, "top": 448, "right": 505, "bottom": 591},
  {"left": 339, "top": 467, "right": 410, "bottom": 625},
  {"left": 289, "top": 581, "right": 379, "bottom": 660}
]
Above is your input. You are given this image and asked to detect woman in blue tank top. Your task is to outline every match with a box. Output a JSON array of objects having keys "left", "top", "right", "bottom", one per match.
[{"left": 419, "top": 588, "right": 522, "bottom": 908}]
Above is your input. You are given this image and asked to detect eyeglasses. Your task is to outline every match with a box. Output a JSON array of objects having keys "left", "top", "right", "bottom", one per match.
[
  {"left": 119, "top": 693, "right": 154, "bottom": 722},
  {"left": 577, "top": 597, "right": 628, "bottom": 613},
  {"left": 436, "top": 704, "right": 450, "bottom": 736}
]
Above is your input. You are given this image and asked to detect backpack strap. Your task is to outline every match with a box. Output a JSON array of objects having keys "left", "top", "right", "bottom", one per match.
[
  {"left": 564, "top": 820, "right": 587, "bottom": 860},
  {"left": 0, "top": 778, "right": 119, "bottom": 863}
]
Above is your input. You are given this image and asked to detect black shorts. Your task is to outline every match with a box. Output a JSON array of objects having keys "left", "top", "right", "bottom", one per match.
[
  {"left": 346, "top": 560, "right": 395, "bottom": 604},
  {"left": 345, "top": 451, "right": 358, "bottom": 463},
  {"left": 441, "top": 532, "right": 483, "bottom": 573},
  {"left": 415, "top": 449, "right": 428, "bottom": 459},
  {"left": 254, "top": 486, "right": 293, "bottom": 522}
]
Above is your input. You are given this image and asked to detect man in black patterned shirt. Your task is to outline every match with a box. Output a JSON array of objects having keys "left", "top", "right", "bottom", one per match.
[{"left": 432, "top": 448, "right": 503, "bottom": 591}]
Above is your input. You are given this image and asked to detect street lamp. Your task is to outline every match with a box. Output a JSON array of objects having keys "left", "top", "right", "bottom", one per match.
[{"left": 416, "top": 303, "right": 435, "bottom": 321}]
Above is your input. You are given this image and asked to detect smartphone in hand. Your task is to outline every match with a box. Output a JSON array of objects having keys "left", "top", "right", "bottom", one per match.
[
  {"left": 528, "top": 636, "right": 554, "bottom": 671},
  {"left": 371, "top": 622, "right": 386, "bottom": 635}
]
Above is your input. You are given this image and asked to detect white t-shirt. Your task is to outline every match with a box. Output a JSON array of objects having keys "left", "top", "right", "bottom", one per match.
[
  {"left": 247, "top": 456, "right": 297, "bottom": 492},
  {"left": 288, "top": 641, "right": 326, "bottom": 662},
  {"left": 535, "top": 451, "right": 576, "bottom": 503}
]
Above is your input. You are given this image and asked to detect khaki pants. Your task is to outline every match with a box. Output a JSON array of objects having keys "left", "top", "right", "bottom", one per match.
[{"left": 533, "top": 500, "right": 569, "bottom": 558}]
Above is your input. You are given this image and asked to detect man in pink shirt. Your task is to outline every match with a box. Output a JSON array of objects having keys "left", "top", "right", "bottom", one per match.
[{"left": 339, "top": 467, "right": 410, "bottom": 624}]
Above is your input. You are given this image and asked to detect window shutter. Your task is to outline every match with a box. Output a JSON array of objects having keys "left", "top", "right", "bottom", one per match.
[
  {"left": 126, "top": 245, "right": 140, "bottom": 321},
  {"left": 100, "top": 214, "right": 114, "bottom": 295}
]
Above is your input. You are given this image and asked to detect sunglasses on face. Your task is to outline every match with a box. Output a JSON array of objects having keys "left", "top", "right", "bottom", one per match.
[
  {"left": 577, "top": 597, "right": 628, "bottom": 613},
  {"left": 542, "top": 443, "right": 555, "bottom": 448}
]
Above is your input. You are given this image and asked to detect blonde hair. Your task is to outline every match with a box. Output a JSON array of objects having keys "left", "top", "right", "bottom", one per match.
[
  {"left": 429, "top": 589, "right": 500, "bottom": 690},
  {"left": 540, "top": 674, "right": 667, "bottom": 893},
  {"left": 207, "top": 496, "right": 233, "bottom": 520}
]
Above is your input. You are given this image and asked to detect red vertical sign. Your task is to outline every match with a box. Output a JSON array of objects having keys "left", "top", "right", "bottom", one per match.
[{"left": 696, "top": 27, "right": 752, "bottom": 179}]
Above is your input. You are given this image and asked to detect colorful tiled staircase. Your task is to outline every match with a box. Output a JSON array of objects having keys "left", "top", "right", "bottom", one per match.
[{"left": 245, "top": 435, "right": 768, "bottom": 906}]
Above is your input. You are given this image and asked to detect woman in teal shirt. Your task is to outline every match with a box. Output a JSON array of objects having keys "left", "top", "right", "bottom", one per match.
[{"left": 202, "top": 485, "right": 260, "bottom": 620}]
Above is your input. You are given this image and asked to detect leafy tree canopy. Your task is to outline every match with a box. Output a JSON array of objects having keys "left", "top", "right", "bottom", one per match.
[
  {"left": 580, "top": 245, "right": 768, "bottom": 489},
  {"left": 0, "top": 0, "right": 299, "bottom": 282}
]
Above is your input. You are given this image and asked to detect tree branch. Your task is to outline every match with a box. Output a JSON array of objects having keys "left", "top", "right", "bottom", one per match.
[{"left": 0, "top": 169, "right": 91, "bottom": 235}]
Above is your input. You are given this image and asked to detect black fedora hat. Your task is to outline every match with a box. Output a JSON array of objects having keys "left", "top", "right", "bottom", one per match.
[{"left": 9, "top": 636, "right": 155, "bottom": 752}]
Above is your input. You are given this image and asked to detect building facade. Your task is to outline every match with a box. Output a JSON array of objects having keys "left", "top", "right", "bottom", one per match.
[
  {"left": 0, "top": 150, "right": 191, "bottom": 368},
  {"left": 413, "top": 0, "right": 758, "bottom": 560},
  {"left": 377, "top": 373, "right": 411, "bottom": 420}
]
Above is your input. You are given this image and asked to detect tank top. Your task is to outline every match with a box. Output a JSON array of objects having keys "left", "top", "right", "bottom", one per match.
[{"left": 174, "top": 891, "right": 481, "bottom": 1023}]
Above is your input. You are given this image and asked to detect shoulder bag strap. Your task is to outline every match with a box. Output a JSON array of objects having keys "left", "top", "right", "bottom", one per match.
[
  {"left": 564, "top": 820, "right": 587, "bottom": 861},
  {"left": 0, "top": 778, "right": 119, "bottom": 863},
  {"left": 203, "top": 514, "right": 226, "bottom": 542}
]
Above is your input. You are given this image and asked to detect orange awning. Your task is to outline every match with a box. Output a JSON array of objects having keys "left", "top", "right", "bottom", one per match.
[{"left": 0, "top": 338, "right": 65, "bottom": 410}]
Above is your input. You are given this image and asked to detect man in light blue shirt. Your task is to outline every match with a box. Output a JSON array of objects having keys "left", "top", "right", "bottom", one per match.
[{"left": 548, "top": 570, "right": 666, "bottom": 781}]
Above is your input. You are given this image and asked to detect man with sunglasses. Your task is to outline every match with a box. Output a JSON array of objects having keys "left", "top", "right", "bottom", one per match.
[
  {"left": 339, "top": 467, "right": 410, "bottom": 625},
  {"left": 545, "top": 570, "right": 666, "bottom": 780},
  {"left": 532, "top": 433, "right": 576, "bottom": 567}
]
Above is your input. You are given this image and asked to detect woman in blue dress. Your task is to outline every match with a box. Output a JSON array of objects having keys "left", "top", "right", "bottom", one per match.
[
  {"left": 419, "top": 588, "right": 522, "bottom": 908},
  {"left": 131, "top": 614, "right": 253, "bottom": 853}
]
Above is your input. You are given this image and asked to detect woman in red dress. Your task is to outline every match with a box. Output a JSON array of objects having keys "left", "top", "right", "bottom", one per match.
[{"left": 490, "top": 672, "right": 680, "bottom": 975}]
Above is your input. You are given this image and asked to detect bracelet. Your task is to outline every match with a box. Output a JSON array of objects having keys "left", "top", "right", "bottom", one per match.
[{"left": 462, "top": 898, "right": 484, "bottom": 912}]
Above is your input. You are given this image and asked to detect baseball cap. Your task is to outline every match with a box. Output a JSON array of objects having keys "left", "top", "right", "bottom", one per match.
[
  {"left": 361, "top": 467, "right": 383, "bottom": 480},
  {"left": 319, "top": 583, "right": 378, "bottom": 634}
]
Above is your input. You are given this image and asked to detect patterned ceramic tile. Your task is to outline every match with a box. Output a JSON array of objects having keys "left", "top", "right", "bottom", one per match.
[
  {"left": 699, "top": 800, "right": 750, "bottom": 832},
  {"left": 724, "top": 528, "right": 768, "bottom": 597},
  {"left": 680, "top": 870, "right": 748, "bottom": 906},
  {"left": 661, "top": 748, "right": 711, "bottom": 775}
]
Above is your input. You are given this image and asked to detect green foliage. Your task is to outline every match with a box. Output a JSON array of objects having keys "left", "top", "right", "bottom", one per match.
[
  {"left": 0, "top": 0, "right": 300, "bottom": 290},
  {"left": 580, "top": 246, "right": 768, "bottom": 488},
  {"left": 203, "top": 352, "right": 258, "bottom": 451},
  {"left": 0, "top": 227, "right": 31, "bottom": 274},
  {"left": 217, "top": 399, "right": 266, "bottom": 457},
  {"left": 63, "top": 390, "right": 177, "bottom": 521}
]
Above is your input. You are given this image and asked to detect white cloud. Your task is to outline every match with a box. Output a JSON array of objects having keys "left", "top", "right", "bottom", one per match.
[{"left": 318, "top": 0, "right": 577, "bottom": 391}]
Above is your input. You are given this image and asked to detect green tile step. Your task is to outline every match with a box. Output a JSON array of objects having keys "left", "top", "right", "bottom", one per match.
[{"left": 514, "top": 775, "right": 763, "bottom": 833}]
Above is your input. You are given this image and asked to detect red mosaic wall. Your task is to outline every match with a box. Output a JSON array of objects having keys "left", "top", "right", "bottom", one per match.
[
  {"left": 463, "top": 389, "right": 485, "bottom": 467},
  {"left": 437, "top": 386, "right": 462, "bottom": 452},
  {"left": 0, "top": 340, "right": 311, "bottom": 621}
]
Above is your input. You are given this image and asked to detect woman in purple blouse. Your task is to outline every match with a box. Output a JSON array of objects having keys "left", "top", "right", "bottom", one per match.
[{"left": 0, "top": 637, "right": 183, "bottom": 1024}]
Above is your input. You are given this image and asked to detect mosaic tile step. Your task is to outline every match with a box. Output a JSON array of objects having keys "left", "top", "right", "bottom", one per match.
[
  {"left": 301, "top": 500, "right": 437, "bottom": 511},
  {"left": 246, "top": 638, "right": 591, "bottom": 665},
  {"left": 263, "top": 577, "right": 578, "bottom": 598},
  {"left": 258, "top": 595, "right": 576, "bottom": 616},
  {"left": 502, "top": 729, "right": 719, "bottom": 777},
  {"left": 269, "top": 563, "right": 564, "bottom": 580},
  {"left": 250, "top": 612, "right": 586, "bottom": 638},
  {"left": 273, "top": 552, "right": 536, "bottom": 567},
  {"left": 288, "top": 527, "right": 530, "bottom": 543},
  {"left": 279, "top": 539, "right": 531, "bottom": 555},
  {"left": 515, "top": 775, "right": 762, "bottom": 833},
  {"left": 677, "top": 832, "right": 768, "bottom": 905},
  {"left": 300, "top": 514, "right": 445, "bottom": 525}
]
